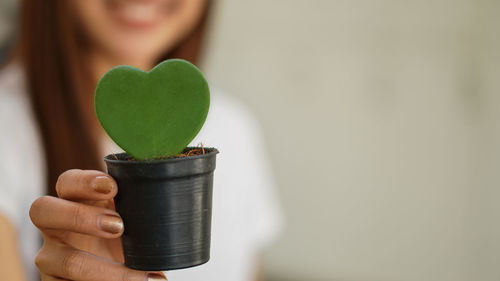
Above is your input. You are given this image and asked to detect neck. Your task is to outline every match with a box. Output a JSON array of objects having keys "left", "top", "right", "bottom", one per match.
[{"left": 89, "top": 51, "right": 156, "bottom": 84}]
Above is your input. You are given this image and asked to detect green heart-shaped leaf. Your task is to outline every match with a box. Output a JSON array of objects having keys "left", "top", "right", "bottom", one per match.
[{"left": 95, "top": 59, "right": 210, "bottom": 160}]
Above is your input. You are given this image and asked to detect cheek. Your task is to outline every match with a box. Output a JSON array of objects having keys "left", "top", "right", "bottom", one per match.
[
  {"left": 142, "top": 0, "right": 208, "bottom": 58},
  {"left": 72, "top": 0, "right": 117, "bottom": 50}
]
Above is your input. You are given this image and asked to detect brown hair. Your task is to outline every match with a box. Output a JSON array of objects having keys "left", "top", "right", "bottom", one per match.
[{"left": 17, "top": 0, "right": 212, "bottom": 196}]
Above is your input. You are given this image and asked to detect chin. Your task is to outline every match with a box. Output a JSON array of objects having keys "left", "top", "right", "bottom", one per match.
[{"left": 101, "top": 30, "right": 176, "bottom": 67}]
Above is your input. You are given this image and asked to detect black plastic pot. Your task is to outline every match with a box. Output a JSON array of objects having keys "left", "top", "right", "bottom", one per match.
[{"left": 104, "top": 148, "right": 218, "bottom": 271}]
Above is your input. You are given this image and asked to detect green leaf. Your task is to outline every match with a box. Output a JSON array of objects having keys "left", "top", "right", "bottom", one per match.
[{"left": 94, "top": 59, "right": 210, "bottom": 160}]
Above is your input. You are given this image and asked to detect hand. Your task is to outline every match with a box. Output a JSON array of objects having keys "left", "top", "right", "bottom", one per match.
[{"left": 29, "top": 169, "right": 167, "bottom": 281}]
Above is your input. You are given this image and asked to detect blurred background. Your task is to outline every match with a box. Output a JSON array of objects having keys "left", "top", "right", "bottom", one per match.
[{"left": 2, "top": 0, "right": 500, "bottom": 281}]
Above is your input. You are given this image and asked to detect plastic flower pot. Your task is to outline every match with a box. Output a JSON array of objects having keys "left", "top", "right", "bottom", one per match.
[{"left": 104, "top": 148, "right": 218, "bottom": 271}]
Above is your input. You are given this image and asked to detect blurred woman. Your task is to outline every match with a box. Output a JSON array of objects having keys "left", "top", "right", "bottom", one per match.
[{"left": 0, "top": 0, "right": 281, "bottom": 280}]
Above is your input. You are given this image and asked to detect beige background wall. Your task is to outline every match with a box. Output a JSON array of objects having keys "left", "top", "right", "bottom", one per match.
[
  {"left": 0, "top": 0, "right": 498, "bottom": 280},
  {"left": 202, "top": 1, "right": 500, "bottom": 280}
]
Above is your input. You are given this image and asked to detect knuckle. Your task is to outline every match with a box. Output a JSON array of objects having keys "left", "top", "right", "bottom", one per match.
[
  {"left": 69, "top": 204, "right": 84, "bottom": 230},
  {"left": 34, "top": 245, "right": 49, "bottom": 271},
  {"left": 34, "top": 251, "right": 44, "bottom": 269},
  {"left": 121, "top": 269, "right": 143, "bottom": 281},
  {"left": 121, "top": 270, "right": 129, "bottom": 281},
  {"left": 61, "top": 249, "right": 87, "bottom": 278},
  {"left": 56, "top": 169, "right": 80, "bottom": 197},
  {"left": 29, "top": 196, "right": 52, "bottom": 226}
]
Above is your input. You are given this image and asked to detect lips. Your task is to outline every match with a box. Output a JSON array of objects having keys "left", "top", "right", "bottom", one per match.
[{"left": 106, "top": 0, "right": 180, "bottom": 29}]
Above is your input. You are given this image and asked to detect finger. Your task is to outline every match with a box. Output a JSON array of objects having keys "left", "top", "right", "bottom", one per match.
[
  {"left": 56, "top": 169, "right": 117, "bottom": 201},
  {"left": 36, "top": 243, "right": 166, "bottom": 281},
  {"left": 41, "top": 274, "right": 69, "bottom": 281},
  {"left": 30, "top": 196, "right": 124, "bottom": 238}
]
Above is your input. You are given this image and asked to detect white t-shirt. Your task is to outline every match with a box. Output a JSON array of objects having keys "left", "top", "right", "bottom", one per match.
[{"left": 0, "top": 64, "right": 283, "bottom": 281}]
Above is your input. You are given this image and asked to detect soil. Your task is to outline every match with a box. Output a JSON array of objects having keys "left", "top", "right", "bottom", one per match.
[
  {"left": 163, "top": 147, "right": 207, "bottom": 159},
  {"left": 117, "top": 146, "right": 208, "bottom": 161}
]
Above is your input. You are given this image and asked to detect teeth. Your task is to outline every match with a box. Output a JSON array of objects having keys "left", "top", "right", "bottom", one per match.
[{"left": 121, "top": 2, "right": 157, "bottom": 23}]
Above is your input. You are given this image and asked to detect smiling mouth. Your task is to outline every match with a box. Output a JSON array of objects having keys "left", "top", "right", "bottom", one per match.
[{"left": 105, "top": 0, "right": 181, "bottom": 29}]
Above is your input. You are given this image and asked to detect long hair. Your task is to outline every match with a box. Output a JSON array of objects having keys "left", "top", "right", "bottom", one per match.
[{"left": 17, "top": 1, "right": 212, "bottom": 195}]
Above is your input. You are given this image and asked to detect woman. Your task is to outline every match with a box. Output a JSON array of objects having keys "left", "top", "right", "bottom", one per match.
[{"left": 0, "top": 0, "right": 282, "bottom": 280}]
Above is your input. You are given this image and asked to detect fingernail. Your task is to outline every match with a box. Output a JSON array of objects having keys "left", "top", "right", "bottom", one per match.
[
  {"left": 100, "top": 215, "right": 123, "bottom": 234},
  {"left": 92, "top": 176, "right": 113, "bottom": 194},
  {"left": 147, "top": 273, "right": 167, "bottom": 281}
]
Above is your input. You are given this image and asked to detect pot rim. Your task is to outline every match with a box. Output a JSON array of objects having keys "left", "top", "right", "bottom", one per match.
[{"left": 104, "top": 147, "right": 219, "bottom": 165}]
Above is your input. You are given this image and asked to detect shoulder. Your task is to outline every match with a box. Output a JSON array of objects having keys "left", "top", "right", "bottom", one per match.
[
  {"left": 192, "top": 87, "right": 265, "bottom": 154},
  {"left": 0, "top": 63, "right": 26, "bottom": 95},
  {"left": 0, "top": 63, "right": 37, "bottom": 150},
  {"left": 199, "top": 88, "right": 262, "bottom": 143},
  {"left": 0, "top": 63, "right": 45, "bottom": 226},
  {"left": 0, "top": 62, "right": 41, "bottom": 163},
  {"left": 210, "top": 88, "right": 256, "bottom": 124},
  {"left": 192, "top": 87, "right": 270, "bottom": 175},
  {"left": 0, "top": 63, "right": 29, "bottom": 119},
  {"left": 0, "top": 62, "right": 42, "bottom": 152}
]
